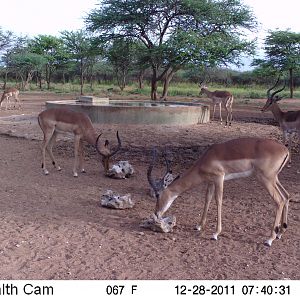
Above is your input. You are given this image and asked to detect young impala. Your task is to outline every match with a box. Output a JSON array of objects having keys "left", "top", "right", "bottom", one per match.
[
  {"left": 262, "top": 78, "right": 300, "bottom": 166},
  {"left": 0, "top": 87, "right": 20, "bottom": 110},
  {"left": 148, "top": 138, "right": 290, "bottom": 246},
  {"left": 199, "top": 85, "right": 233, "bottom": 126},
  {"left": 38, "top": 108, "right": 121, "bottom": 177}
]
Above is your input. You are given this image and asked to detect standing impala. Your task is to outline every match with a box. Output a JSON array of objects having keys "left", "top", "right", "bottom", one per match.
[
  {"left": 262, "top": 78, "right": 300, "bottom": 166},
  {"left": 148, "top": 138, "right": 290, "bottom": 246},
  {"left": 0, "top": 87, "right": 20, "bottom": 110},
  {"left": 199, "top": 85, "right": 233, "bottom": 126},
  {"left": 38, "top": 108, "right": 121, "bottom": 177}
]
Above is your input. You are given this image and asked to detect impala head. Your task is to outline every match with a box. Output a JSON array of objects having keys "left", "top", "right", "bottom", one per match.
[
  {"left": 262, "top": 77, "right": 286, "bottom": 112},
  {"left": 199, "top": 85, "right": 208, "bottom": 96},
  {"left": 147, "top": 148, "right": 179, "bottom": 218},
  {"left": 96, "top": 131, "right": 121, "bottom": 173},
  {"left": 147, "top": 148, "right": 174, "bottom": 198}
]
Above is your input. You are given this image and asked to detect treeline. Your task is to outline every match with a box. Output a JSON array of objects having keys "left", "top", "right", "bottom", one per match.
[{"left": 0, "top": 0, "right": 300, "bottom": 99}]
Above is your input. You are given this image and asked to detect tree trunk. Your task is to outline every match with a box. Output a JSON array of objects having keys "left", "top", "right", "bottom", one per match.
[
  {"left": 151, "top": 66, "right": 158, "bottom": 100},
  {"left": 160, "top": 69, "right": 176, "bottom": 101},
  {"left": 3, "top": 71, "right": 7, "bottom": 90},
  {"left": 289, "top": 68, "right": 294, "bottom": 98},
  {"left": 80, "top": 58, "right": 84, "bottom": 95},
  {"left": 138, "top": 70, "right": 144, "bottom": 89}
]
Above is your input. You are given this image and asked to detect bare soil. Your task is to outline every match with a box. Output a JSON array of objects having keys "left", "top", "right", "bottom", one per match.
[{"left": 0, "top": 92, "right": 299, "bottom": 280}]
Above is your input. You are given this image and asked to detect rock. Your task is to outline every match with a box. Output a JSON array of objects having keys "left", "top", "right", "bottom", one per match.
[
  {"left": 101, "top": 190, "right": 135, "bottom": 209},
  {"left": 140, "top": 214, "right": 176, "bottom": 233},
  {"left": 106, "top": 161, "right": 134, "bottom": 179}
]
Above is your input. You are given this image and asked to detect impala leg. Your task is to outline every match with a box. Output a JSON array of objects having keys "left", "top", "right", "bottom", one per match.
[
  {"left": 73, "top": 135, "right": 81, "bottom": 177},
  {"left": 224, "top": 105, "right": 229, "bottom": 127},
  {"left": 275, "top": 178, "right": 290, "bottom": 238},
  {"left": 226, "top": 100, "right": 233, "bottom": 126},
  {"left": 41, "top": 129, "right": 55, "bottom": 175},
  {"left": 5, "top": 97, "right": 9, "bottom": 110},
  {"left": 212, "top": 104, "right": 216, "bottom": 122},
  {"left": 196, "top": 182, "right": 215, "bottom": 233},
  {"left": 79, "top": 140, "right": 86, "bottom": 173},
  {"left": 283, "top": 132, "right": 292, "bottom": 167},
  {"left": 219, "top": 103, "right": 222, "bottom": 124},
  {"left": 212, "top": 177, "right": 224, "bottom": 240},
  {"left": 47, "top": 131, "right": 61, "bottom": 171},
  {"left": 258, "top": 175, "right": 285, "bottom": 246}
]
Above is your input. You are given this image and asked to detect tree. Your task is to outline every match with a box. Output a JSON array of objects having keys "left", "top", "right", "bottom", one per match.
[
  {"left": 253, "top": 30, "right": 300, "bottom": 98},
  {"left": 29, "top": 35, "right": 65, "bottom": 89},
  {"left": 0, "top": 27, "right": 14, "bottom": 52},
  {"left": 86, "top": 0, "right": 257, "bottom": 100},
  {"left": 106, "top": 38, "right": 138, "bottom": 90},
  {"left": 61, "top": 30, "right": 99, "bottom": 95},
  {"left": 8, "top": 52, "right": 47, "bottom": 89}
]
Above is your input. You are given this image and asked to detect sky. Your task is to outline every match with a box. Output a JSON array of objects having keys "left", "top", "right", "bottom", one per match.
[
  {"left": 1, "top": 0, "right": 299, "bottom": 38},
  {"left": 0, "top": 0, "right": 99, "bottom": 37}
]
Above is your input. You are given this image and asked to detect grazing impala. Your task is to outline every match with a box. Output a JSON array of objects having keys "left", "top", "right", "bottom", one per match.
[
  {"left": 38, "top": 108, "right": 121, "bottom": 177},
  {"left": 262, "top": 78, "right": 300, "bottom": 166},
  {"left": 148, "top": 138, "right": 290, "bottom": 246},
  {"left": 199, "top": 85, "right": 233, "bottom": 126},
  {"left": 0, "top": 87, "right": 20, "bottom": 110}
]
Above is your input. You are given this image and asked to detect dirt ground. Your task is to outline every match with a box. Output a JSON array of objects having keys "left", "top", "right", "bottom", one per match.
[{"left": 0, "top": 92, "right": 299, "bottom": 280}]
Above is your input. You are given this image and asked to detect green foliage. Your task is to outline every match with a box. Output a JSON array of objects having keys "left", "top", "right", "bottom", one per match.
[
  {"left": 86, "top": 0, "right": 257, "bottom": 99},
  {"left": 264, "top": 30, "right": 300, "bottom": 70}
]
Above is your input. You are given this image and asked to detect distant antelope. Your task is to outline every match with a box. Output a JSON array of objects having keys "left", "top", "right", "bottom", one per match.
[
  {"left": 199, "top": 85, "right": 233, "bottom": 126},
  {"left": 38, "top": 108, "right": 121, "bottom": 177},
  {"left": 262, "top": 77, "right": 300, "bottom": 167},
  {"left": 0, "top": 87, "right": 20, "bottom": 110}
]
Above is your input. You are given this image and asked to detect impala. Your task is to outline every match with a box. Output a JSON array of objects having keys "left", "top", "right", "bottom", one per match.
[
  {"left": 148, "top": 138, "right": 290, "bottom": 246},
  {"left": 38, "top": 108, "right": 121, "bottom": 177},
  {"left": 262, "top": 78, "right": 300, "bottom": 166},
  {"left": 0, "top": 87, "right": 20, "bottom": 110},
  {"left": 199, "top": 85, "right": 233, "bottom": 126}
]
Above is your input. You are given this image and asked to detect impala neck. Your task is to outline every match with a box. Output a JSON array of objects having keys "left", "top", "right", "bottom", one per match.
[
  {"left": 155, "top": 168, "right": 204, "bottom": 218},
  {"left": 269, "top": 103, "right": 284, "bottom": 124},
  {"left": 202, "top": 88, "right": 212, "bottom": 97},
  {"left": 83, "top": 129, "right": 98, "bottom": 145},
  {"left": 169, "top": 166, "right": 205, "bottom": 194}
]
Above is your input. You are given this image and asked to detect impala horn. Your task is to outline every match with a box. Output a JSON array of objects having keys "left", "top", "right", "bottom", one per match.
[
  {"left": 96, "top": 131, "right": 121, "bottom": 157},
  {"left": 270, "top": 80, "right": 286, "bottom": 101},
  {"left": 267, "top": 76, "right": 280, "bottom": 99},
  {"left": 147, "top": 148, "right": 159, "bottom": 198}
]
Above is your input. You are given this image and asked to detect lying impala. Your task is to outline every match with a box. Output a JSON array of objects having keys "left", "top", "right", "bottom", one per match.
[
  {"left": 199, "top": 85, "right": 233, "bottom": 126},
  {"left": 38, "top": 108, "right": 121, "bottom": 177},
  {"left": 0, "top": 87, "right": 20, "bottom": 110},
  {"left": 262, "top": 78, "right": 300, "bottom": 166},
  {"left": 148, "top": 138, "right": 290, "bottom": 246}
]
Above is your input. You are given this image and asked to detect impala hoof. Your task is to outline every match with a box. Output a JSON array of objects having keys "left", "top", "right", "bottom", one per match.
[
  {"left": 264, "top": 239, "right": 272, "bottom": 247},
  {"left": 195, "top": 225, "right": 201, "bottom": 231},
  {"left": 44, "top": 170, "right": 49, "bottom": 175},
  {"left": 212, "top": 233, "right": 218, "bottom": 240},
  {"left": 73, "top": 172, "right": 78, "bottom": 177}
]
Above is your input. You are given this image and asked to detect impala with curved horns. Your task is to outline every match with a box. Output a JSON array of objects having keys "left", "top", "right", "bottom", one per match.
[
  {"left": 148, "top": 138, "right": 290, "bottom": 246},
  {"left": 262, "top": 77, "right": 300, "bottom": 167},
  {"left": 38, "top": 108, "right": 121, "bottom": 177}
]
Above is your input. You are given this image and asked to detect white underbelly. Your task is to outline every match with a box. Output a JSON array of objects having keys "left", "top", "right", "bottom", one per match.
[{"left": 224, "top": 169, "right": 254, "bottom": 181}]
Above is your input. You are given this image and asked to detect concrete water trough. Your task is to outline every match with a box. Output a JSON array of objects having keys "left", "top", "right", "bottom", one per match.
[{"left": 46, "top": 96, "right": 210, "bottom": 125}]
